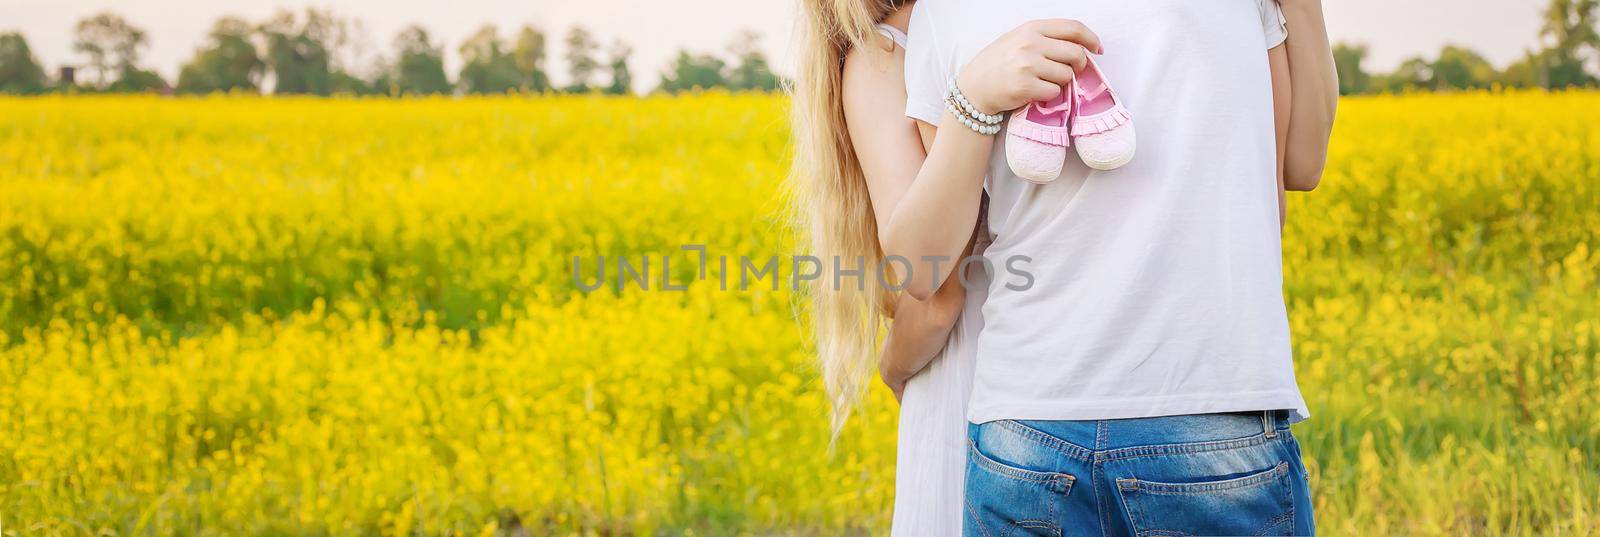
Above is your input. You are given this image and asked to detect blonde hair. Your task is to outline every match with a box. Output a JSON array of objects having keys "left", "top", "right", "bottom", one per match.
[{"left": 789, "top": 0, "right": 905, "bottom": 436}]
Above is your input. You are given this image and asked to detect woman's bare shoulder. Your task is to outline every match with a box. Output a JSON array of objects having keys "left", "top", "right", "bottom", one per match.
[
  {"left": 843, "top": 38, "right": 907, "bottom": 92},
  {"left": 853, "top": 1, "right": 915, "bottom": 57},
  {"left": 882, "top": 2, "right": 915, "bottom": 35}
]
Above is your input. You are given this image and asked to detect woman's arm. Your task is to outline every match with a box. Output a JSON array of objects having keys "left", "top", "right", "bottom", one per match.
[
  {"left": 1279, "top": 0, "right": 1338, "bottom": 191},
  {"left": 883, "top": 20, "right": 1102, "bottom": 300},
  {"left": 878, "top": 252, "right": 969, "bottom": 400},
  {"left": 841, "top": 28, "right": 967, "bottom": 399}
]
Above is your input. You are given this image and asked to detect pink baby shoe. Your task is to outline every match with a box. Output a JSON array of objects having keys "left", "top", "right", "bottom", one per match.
[
  {"left": 1004, "top": 78, "right": 1075, "bottom": 184},
  {"left": 1071, "top": 56, "right": 1136, "bottom": 171}
]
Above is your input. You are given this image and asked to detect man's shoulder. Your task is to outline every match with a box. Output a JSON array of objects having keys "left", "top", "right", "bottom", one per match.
[
  {"left": 909, "top": 0, "right": 1033, "bottom": 45},
  {"left": 907, "top": 0, "right": 969, "bottom": 33}
]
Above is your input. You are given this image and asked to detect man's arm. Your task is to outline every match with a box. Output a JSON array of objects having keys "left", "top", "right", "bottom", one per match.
[
  {"left": 1280, "top": 0, "right": 1338, "bottom": 191},
  {"left": 1270, "top": 44, "right": 1291, "bottom": 224}
]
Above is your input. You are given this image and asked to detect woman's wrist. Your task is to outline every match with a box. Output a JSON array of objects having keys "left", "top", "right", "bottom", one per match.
[
  {"left": 954, "top": 71, "right": 1004, "bottom": 118},
  {"left": 945, "top": 77, "right": 1003, "bottom": 135}
]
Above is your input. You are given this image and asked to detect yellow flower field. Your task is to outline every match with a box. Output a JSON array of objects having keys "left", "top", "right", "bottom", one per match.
[{"left": 1, "top": 92, "right": 1597, "bottom": 535}]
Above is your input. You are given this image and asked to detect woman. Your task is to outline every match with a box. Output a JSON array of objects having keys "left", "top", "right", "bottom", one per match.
[
  {"left": 792, "top": 1, "right": 979, "bottom": 535},
  {"left": 792, "top": 0, "right": 1336, "bottom": 533}
]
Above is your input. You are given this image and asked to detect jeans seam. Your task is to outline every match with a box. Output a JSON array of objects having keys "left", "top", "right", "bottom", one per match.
[
  {"left": 965, "top": 497, "right": 997, "bottom": 537},
  {"left": 1113, "top": 476, "right": 1143, "bottom": 536},
  {"left": 1255, "top": 509, "right": 1296, "bottom": 536},
  {"left": 997, "top": 420, "right": 1095, "bottom": 461},
  {"left": 1093, "top": 460, "right": 1108, "bottom": 537},
  {"left": 1096, "top": 420, "right": 1109, "bottom": 537},
  {"left": 969, "top": 440, "right": 1077, "bottom": 485},
  {"left": 1117, "top": 461, "right": 1289, "bottom": 494},
  {"left": 1097, "top": 432, "right": 1273, "bottom": 462}
]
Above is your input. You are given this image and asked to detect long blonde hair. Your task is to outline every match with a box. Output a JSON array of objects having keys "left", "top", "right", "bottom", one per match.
[{"left": 789, "top": 0, "right": 905, "bottom": 436}]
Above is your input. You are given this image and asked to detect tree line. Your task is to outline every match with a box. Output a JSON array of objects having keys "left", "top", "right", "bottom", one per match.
[
  {"left": 1333, "top": 0, "right": 1597, "bottom": 94},
  {"left": 3, "top": 0, "right": 1597, "bottom": 97},
  {"left": 0, "top": 9, "right": 782, "bottom": 96}
]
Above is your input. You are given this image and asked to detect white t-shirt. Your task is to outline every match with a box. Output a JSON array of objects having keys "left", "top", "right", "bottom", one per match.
[{"left": 904, "top": 0, "right": 1308, "bottom": 423}]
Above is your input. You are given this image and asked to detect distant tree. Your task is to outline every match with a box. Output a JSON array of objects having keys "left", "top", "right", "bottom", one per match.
[
  {"left": 458, "top": 25, "right": 520, "bottom": 94},
  {"left": 329, "top": 19, "right": 383, "bottom": 95},
  {"left": 726, "top": 30, "right": 781, "bottom": 91},
  {"left": 1537, "top": 0, "right": 1600, "bottom": 87},
  {"left": 563, "top": 26, "right": 599, "bottom": 92},
  {"left": 1430, "top": 45, "right": 1497, "bottom": 90},
  {"left": 73, "top": 12, "right": 164, "bottom": 91},
  {"left": 512, "top": 25, "right": 551, "bottom": 92},
  {"left": 0, "top": 32, "right": 49, "bottom": 94},
  {"left": 258, "top": 9, "right": 352, "bottom": 95},
  {"left": 604, "top": 40, "right": 633, "bottom": 95},
  {"left": 176, "top": 17, "right": 262, "bottom": 94},
  {"left": 110, "top": 69, "right": 166, "bottom": 92},
  {"left": 658, "top": 50, "right": 728, "bottom": 93},
  {"left": 1499, "top": 50, "right": 1549, "bottom": 88},
  {"left": 328, "top": 69, "right": 375, "bottom": 95},
  {"left": 366, "top": 56, "right": 396, "bottom": 95},
  {"left": 1331, "top": 42, "right": 1370, "bottom": 95},
  {"left": 391, "top": 25, "right": 451, "bottom": 95},
  {"left": 1374, "top": 56, "right": 1432, "bottom": 93}
]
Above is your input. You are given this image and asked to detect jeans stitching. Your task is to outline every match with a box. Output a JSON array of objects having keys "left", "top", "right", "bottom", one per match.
[
  {"left": 1112, "top": 471, "right": 1143, "bottom": 536},
  {"left": 967, "top": 441, "right": 1066, "bottom": 537},
  {"left": 1254, "top": 509, "right": 1296, "bottom": 536},
  {"left": 1095, "top": 420, "right": 1109, "bottom": 537},
  {"left": 1015, "top": 520, "right": 1063, "bottom": 537},
  {"left": 1017, "top": 494, "right": 1062, "bottom": 536},
  {"left": 997, "top": 420, "right": 1095, "bottom": 460},
  {"left": 966, "top": 496, "right": 997, "bottom": 537},
  {"left": 969, "top": 440, "right": 1077, "bottom": 485},
  {"left": 994, "top": 420, "right": 1270, "bottom": 462},
  {"left": 1098, "top": 432, "right": 1273, "bottom": 462},
  {"left": 1120, "top": 461, "right": 1289, "bottom": 495}
]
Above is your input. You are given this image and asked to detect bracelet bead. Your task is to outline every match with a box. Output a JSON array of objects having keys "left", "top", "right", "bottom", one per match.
[
  {"left": 947, "top": 78, "right": 1002, "bottom": 125},
  {"left": 945, "top": 94, "right": 1000, "bottom": 135},
  {"left": 944, "top": 82, "right": 1002, "bottom": 135}
]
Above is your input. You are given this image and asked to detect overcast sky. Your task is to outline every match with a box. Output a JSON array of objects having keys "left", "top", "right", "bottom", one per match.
[{"left": 1, "top": 0, "right": 1550, "bottom": 91}]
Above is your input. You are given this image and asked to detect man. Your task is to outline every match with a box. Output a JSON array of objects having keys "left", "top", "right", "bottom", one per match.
[{"left": 878, "top": 0, "right": 1336, "bottom": 533}]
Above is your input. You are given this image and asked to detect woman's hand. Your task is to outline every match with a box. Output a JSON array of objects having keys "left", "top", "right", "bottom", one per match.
[
  {"left": 956, "top": 19, "right": 1104, "bottom": 115},
  {"left": 876, "top": 268, "right": 969, "bottom": 404}
]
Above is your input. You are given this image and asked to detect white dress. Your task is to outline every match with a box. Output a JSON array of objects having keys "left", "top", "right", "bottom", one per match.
[{"left": 882, "top": 23, "right": 989, "bottom": 530}]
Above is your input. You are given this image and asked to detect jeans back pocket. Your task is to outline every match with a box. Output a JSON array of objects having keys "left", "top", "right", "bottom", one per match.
[
  {"left": 1114, "top": 461, "right": 1295, "bottom": 537},
  {"left": 965, "top": 439, "right": 1075, "bottom": 537}
]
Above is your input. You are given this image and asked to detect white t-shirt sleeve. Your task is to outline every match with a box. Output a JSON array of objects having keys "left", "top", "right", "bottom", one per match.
[
  {"left": 902, "top": 5, "right": 948, "bottom": 125},
  {"left": 1259, "top": 0, "right": 1289, "bottom": 49}
]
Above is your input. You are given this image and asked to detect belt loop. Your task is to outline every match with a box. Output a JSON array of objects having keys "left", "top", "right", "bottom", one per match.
[{"left": 1262, "top": 411, "right": 1277, "bottom": 439}]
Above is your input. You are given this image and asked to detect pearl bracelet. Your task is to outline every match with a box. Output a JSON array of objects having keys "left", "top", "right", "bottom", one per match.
[
  {"left": 947, "top": 78, "right": 1003, "bottom": 125},
  {"left": 945, "top": 94, "right": 1002, "bottom": 135}
]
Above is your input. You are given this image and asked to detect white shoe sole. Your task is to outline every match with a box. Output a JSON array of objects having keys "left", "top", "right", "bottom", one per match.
[
  {"left": 1006, "top": 136, "right": 1068, "bottom": 184},
  {"left": 1075, "top": 123, "right": 1137, "bottom": 171}
]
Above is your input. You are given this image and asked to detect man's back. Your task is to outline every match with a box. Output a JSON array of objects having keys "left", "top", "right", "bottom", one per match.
[{"left": 902, "top": 0, "right": 1309, "bottom": 423}]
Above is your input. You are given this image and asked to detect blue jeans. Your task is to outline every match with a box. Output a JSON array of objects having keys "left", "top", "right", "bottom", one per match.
[{"left": 964, "top": 411, "right": 1314, "bottom": 536}]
